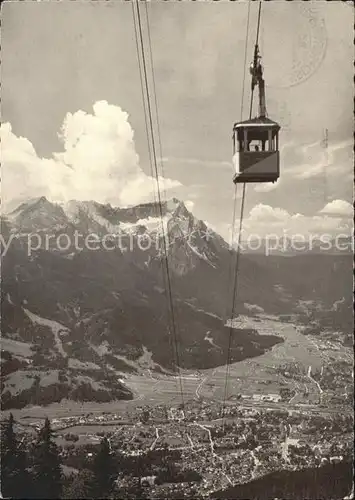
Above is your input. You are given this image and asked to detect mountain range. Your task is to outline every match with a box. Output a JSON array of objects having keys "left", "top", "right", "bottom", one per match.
[{"left": 1, "top": 197, "right": 352, "bottom": 409}]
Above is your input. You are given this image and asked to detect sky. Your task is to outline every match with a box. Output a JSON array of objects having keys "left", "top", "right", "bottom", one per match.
[{"left": 1, "top": 0, "right": 353, "bottom": 242}]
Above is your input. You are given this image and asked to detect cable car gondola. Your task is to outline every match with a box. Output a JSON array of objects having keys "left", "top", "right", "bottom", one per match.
[{"left": 232, "top": 37, "right": 281, "bottom": 184}]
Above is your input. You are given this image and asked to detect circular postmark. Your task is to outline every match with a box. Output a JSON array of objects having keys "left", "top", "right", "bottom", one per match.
[{"left": 260, "top": 3, "right": 327, "bottom": 89}]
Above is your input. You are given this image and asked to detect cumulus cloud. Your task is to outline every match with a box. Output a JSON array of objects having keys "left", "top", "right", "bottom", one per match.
[
  {"left": 253, "top": 180, "right": 281, "bottom": 193},
  {"left": 247, "top": 204, "right": 290, "bottom": 224},
  {"left": 221, "top": 202, "right": 353, "bottom": 241},
  {"left": 319, "top": 199, "right": 353, "bottom": 217},
  {"left": 1, "top": 122, "right": 55, "bottom": 205},
  {"left": 1, "top": 100, "right": 181, "bottom": 211}
]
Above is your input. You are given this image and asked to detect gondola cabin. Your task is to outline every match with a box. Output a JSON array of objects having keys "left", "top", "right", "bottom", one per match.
[{"left": 232, "top": 117, "right": 280, "bottom": 184}]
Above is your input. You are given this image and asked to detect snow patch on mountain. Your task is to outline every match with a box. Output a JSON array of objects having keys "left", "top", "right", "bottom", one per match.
[
  {"left": 68, "top": 359, "right": 102, "bottom": 371},
  {"left": 244, "top": 303, "right": 265, "bottom": 314},
  {"left": 181, "top": 301, "right": 222, "bottom": 320},
  {"left": 40, "top": 370, "right": 60, "bottom": 387},
  {"left": 74, "top": 375, "right": 107, "bottom": 391},
  {"left": 1, "top": 338, "right": 34, "bottom": 358},
  {"left": 112, "top": 353, "right": 146, "bottom": 372},
  {"left": 119, "top": 215, "right": 169, "bottom": 235},
  {"left": 187, "top": 240, "right": 217, "bottom": 268},
  {"left": 204, "top": 331, "right": 221, "bottom": 350},
  {"left": 63, "top": 200, "right": 122, "bottom": 233},
  {"left": 90, "top": 341, "right": 111, "bottom": 357},
  {"left": 6, "top": 293, "right": 15, "bottom": 306},
  {"left": 23, "top": 309, "right": 68, "bottom": 357},
  {"left": 3, "top": 371, "right": 36, "bottom": 396}
]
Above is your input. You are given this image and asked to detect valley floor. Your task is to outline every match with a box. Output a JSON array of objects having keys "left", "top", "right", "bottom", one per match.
[{"left": 4, "top": 315, "right": 352, "bottom": 421}]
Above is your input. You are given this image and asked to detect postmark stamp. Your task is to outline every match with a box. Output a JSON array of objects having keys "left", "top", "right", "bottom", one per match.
[{"left": 261, "top": 2, "right": 327, "bottom": 90}]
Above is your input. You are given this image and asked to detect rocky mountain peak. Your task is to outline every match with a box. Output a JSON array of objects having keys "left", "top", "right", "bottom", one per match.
[{"left": 7, "top": 197, "right": 68, "bottom": 232}]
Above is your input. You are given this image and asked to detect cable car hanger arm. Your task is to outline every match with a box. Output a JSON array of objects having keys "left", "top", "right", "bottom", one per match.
[
  {"left": 250, "top": 45, "right": 266, "bottom": 118},
  {"left": 249, "top": 2, "right": 266, "bottom": 119}
]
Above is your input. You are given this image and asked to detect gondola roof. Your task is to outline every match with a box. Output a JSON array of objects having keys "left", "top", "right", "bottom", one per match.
[{"left": 233, "top": 116, "right": 280, "bottom": 129}]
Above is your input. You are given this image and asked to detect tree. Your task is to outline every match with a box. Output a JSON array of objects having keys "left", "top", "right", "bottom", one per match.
[
  {"left": 91, "top": 437, "right": 116, "bottom": 498},
  {"left": 1, "top": 413, "right": 29, "bottom": 498},
  {"left": 279, "top": 387, "right": 295, "bottom": 402},
  {"left": 63, "top": 469, "right": 95, "bottom": 499},
  {"left": 30, "top": 417, "right": 63, "bottom": 499},
  {"left": 140, "top": 409, "right": 150, "bottom": 424}
]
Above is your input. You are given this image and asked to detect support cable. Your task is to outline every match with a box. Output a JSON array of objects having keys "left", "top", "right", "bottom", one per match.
[
  {"left": 144, "top": 1, "right": 168, "bottom": 204},
  {"left": 133, "top": 0, "right": 185, "bottom": 410},
  {"left": 142, "top": 2, "right": 184, "bottom": 410}
]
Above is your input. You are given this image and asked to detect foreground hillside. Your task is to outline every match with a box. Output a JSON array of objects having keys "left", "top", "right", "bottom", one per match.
[{"left": 211, "top": 462, "right": 353, "bottom": 499}]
